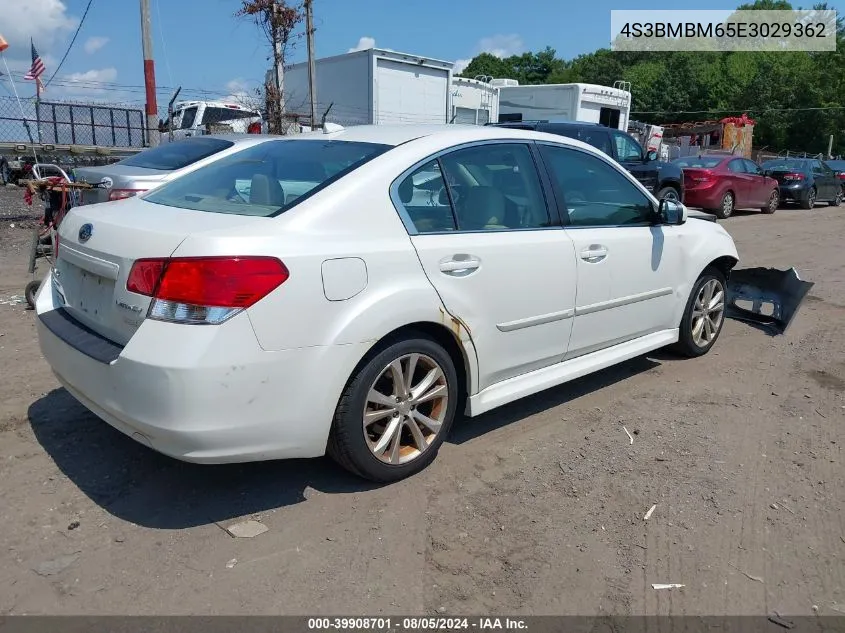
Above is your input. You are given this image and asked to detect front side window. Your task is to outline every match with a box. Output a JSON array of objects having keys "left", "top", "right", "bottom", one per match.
[
  {"left": 612, "top": 132, "right": 643, "bottom": 162},
  {"left": 539, "top": 144, "right": 654, "bottom": 227},
  {"left": 743, "top": 159, "right": 762, "bottom": 174},
  {"left": 178, "top": 107, "right": 198, "bottom": 130},
  {"left": 394, "top": 143, "right": 551, "bottom": 233},
  {"left": 144, "top": 139, "right": 390, "bottom": 217}
]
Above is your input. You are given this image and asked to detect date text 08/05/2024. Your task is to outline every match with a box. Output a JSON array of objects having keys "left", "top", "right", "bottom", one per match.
[
  {"left": 307, "top": 617, "right": 529, "bottom": 630},
  {"left": 618, "top": 21, "right": 828, "bottom": 39}
]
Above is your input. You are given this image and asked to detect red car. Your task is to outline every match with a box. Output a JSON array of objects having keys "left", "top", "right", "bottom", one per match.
[{"left": 671, "top": 155, "right": 779, "bottom": 219}]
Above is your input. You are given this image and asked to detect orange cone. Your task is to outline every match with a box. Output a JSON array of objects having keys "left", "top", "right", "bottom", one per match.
[{"left": 0, "top": 35, "right": 8, "bottom": 52}]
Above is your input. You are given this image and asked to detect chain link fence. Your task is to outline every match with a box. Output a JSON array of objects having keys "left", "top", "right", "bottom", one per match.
[{"left": 0, "top": 97, "right": 146, "bottom": 148}]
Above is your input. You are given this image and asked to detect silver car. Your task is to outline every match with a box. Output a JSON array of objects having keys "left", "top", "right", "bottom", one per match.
[{"left": 73, "top": 135, "right": 267, "bottom": 205}]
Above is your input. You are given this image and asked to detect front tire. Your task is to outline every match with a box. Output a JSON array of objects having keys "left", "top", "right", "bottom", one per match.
[
  {"left": 761, "top": 189, "right": 779, "bottom": 214},
  {"left": 327, "top": 336, "right": 459, "bottom": 482},
  {"left": 714, "top": 191, "right": 734, "bottom": 219},
  {"left": 828, "top": 189, "right": 842, "bottom": 207},
  {"left": 673, "top": 268, "right": 727, "bottom": 358}
]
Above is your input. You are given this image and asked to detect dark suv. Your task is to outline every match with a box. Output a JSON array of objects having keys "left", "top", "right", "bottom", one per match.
[{"left": 490, "top": 120, "right": 684, "bottom": 202}]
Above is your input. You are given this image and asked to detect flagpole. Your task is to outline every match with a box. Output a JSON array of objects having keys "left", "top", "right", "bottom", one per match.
[{"left": 0, "top": 53, "right": 39, "bottom": 165}]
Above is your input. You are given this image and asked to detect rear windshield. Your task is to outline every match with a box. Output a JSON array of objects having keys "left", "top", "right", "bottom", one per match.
[
  {"left": 144, "top": 139, "right": 391, "bottom": 217},
  {"left": 761, "top": 159, "right": 808, "bottom": 171},
  {"left": 672, "top": 157, "right": 724, "bottom": 168},
  {"left": 118, "top": 137, "right": 233, "bottom": 171}
]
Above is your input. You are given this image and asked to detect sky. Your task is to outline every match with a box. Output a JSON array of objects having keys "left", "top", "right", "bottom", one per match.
[{"left": 2, "top": 0, "right": 844, "bottom": 112}]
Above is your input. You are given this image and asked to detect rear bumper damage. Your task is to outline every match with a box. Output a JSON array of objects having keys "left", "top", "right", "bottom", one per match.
[{"left": 726, "top": 267, "right": 814, "bottom": 334}]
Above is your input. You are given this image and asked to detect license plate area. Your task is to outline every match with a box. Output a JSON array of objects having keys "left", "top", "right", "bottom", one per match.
[{"left": 61, "top": 261, "right": 115, "bottom": 324}]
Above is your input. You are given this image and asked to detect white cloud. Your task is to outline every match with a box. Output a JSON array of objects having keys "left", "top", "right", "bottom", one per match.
[
  {"left": 223, "top": 78, "right": 261, "bottom": 109},
  {"left": 477, "top": 34, "right": 524, "bottom": 59},
  {"left": 64, "top": 68, "right": 118, "bottom": 84},
  {"left": 0, "top": 0, "right": 77, "bottom": 50},
  {"left": 453, "top": 34, "right": 523, "bottom": 75},
  {"left": 83, "top": 36, "right": 109, "bottom": 54},
  {"left": 453, "top": 59, "right": 472, "bottom": 74},
  {"left": 348, "top": 36, "right": 376, "bottom": 53}
]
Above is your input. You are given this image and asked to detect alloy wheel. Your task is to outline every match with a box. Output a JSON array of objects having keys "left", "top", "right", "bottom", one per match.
[
  {"left": 722, "top": 193, "right": 733, "bottom": 217},
  {"left": 768, "top": 191, "right": 779, "bottom": 212},
  {"left": 662, "top": 189, "right": 679, "bottom": 202},
  {"left": 363, "top": 353, "right": 449, "bottom": 465},
  {"left": 691, "top": 278, "right": 725, "bottom": 348},
  {"left": 808, "top": 189, "right": 816, "bottom": 207}
]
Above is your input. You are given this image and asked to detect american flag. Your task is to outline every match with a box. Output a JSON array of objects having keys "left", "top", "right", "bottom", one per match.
[{"left": 23, "top": 39, "right": 45, "bottom": 90}]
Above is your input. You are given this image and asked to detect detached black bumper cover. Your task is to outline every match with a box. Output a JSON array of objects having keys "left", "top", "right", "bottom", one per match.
[{"left": 726, "top": 267, "right": 814, "bottom": 334}]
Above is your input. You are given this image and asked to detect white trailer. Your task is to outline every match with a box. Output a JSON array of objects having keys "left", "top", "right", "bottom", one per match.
[
  {"left": 497, "top": 82, "right": 632, "bottom": 131},
  {"left": 450, "top": 77, "right": 498, "bottom": 125},
  {"left": 282, "top": 48, "right": 453, "bottom": 127}
]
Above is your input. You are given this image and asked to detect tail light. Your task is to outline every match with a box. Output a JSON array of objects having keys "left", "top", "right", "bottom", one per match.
[
  {"left": 126, "top": 256, "right": 289, "bottom": 325},
  {"left": 838, "top": 173, "right": 845, "bottom": 180},
  {"left": 684, "top": 169, "right": 715, "bottom": 187},
  {"left": 782, "top": 172, "right": 804, "bottom": 181},
  {"left": 108, "top": 188, "right": 147, "bottom": 201}
]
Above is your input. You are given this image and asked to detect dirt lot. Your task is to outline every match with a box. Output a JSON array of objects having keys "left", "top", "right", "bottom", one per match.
[{"left": 0, "top": 185, "right": 843, "bottom": 617}]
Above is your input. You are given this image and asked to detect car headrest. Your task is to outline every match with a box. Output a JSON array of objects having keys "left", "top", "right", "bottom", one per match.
[
  {"left": 460, "top": 186, "right": 507, "bottom": 230},
  {"left": 250, "top": 174, "right": 285, "bottom": 207}
]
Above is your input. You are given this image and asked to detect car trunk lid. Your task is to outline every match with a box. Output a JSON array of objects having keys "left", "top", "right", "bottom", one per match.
[
  {"left": 74, "top": 165, "right": 170, "bottom": 205},
  {"left": 766, "top": 169, "right": 805, "bottom": 185},
  {"left": 54, "top": 198, "right": 267, "bottom": 346}
]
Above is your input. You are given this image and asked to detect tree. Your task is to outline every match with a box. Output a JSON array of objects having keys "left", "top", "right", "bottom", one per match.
[{"left": 236, "top": 0, "right": 304, "bottom": 134}]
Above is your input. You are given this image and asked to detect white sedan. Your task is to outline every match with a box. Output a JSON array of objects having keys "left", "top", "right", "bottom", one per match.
[{"left": 35, "top": 124, "right": 739, "bottom": 482}]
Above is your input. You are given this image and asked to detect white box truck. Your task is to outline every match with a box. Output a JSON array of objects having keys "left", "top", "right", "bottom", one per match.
[
  {"left": 282, "top": 48, "right": 454, "bottom": 126},
  {"left": 497, "top": 82, "right": 632, "bottom": 131},
  {"left": 450, "top": 77, "right": 498, "bottom": 125}
]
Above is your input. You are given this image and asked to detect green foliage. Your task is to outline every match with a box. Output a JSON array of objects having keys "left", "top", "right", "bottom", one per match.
[{"left": 457, "top": 0, "right": 845, "bottom": 153}]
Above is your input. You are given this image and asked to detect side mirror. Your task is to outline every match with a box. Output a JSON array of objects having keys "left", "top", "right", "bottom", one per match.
[
  {"left": 658, "top": 197, "right": 687, "bottom": 225},
  {"left": 646, "top": 150, "right": 658, "bottom": 162}
]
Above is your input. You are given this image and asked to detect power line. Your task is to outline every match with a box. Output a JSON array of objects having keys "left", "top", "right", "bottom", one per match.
[{"left": 45, "top": 0, "right": 95, "bottom": 89}]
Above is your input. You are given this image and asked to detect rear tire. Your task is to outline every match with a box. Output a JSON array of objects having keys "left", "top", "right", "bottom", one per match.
[
  {"left": 713, "top": 191, "right": 734, "bottom": 219},
  {"left": 672, "top": 268, "right": 727, "bottom": 358},
  {"left": 24, "top": 280, "right": 41, "bottom": 309},
  {"left": 801, "top": 187, "right": 816, "bottom": 209},
  {"left": 656, "top": 186, "right": 680, "bottom": 202},
  {"left": 761, "top": 189, "right": 779, "bottom": 214},
  {"left": 327, "top": 336, "right": 459, "bottom": 482}
]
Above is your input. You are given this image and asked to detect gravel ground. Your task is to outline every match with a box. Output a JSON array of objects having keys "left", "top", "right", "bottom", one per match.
[{"left": 0, "top": 185, "right": 843, "bottom": 616}]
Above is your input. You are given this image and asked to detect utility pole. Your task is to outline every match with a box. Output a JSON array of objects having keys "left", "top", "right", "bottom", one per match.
[
  {"left": 140, "top": 0, "right": 160, "bottom": 146},
  {"left": 305, "top": 0, "right": 317, "bottom": 130},
  {"left": 271, "top": 3, "right": 286, "bottom": 134}
]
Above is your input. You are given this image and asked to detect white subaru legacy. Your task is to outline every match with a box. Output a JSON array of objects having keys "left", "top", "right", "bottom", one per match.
[{"left": 35, "top": 124, "right": 739, "bottom": 482}]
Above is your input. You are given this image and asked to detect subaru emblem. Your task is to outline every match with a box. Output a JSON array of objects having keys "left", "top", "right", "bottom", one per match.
[{"left": 78, "top": 223, "right": 93, "bottom": 243}]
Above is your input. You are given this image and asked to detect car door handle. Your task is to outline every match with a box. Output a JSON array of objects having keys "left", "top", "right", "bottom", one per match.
[
  {"left": 580, "top": 246, "right": 608, "bottom": 263},
  {"left": 439, "top": 256, "right": 481, "bottom": 274}
]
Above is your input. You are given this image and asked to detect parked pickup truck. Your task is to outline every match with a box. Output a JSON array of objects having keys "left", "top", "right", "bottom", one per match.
[{"left": 490, "top": 120, "right": 684, "bottom": 202}]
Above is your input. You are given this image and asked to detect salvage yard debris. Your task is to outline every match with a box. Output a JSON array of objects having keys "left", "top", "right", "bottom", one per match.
[
  {"left": 225, "top": 520, "right": 269, "bottom": 539},
  {"left": 643, "top": 504, "right": 657, "bottom": 521},
  {"left": 652, "top": 583, "right": 685, "bottom": 590}
]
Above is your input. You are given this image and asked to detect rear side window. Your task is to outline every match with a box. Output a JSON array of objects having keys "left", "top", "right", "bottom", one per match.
[
  {"left": 202, "top": 107, "right": 257, "bottom": 125},
  {"left": 727, "top": 159, "right": 746, "bottom": 173},
  {"left": 118, "top": 137, "right": 233, "bottom": 171},
  {"left": 394, "top": 143, "right": 551, "bottom": 233},
  {"left": 579, "top": 130, "right": 612, "bottom": 156},
  {"left": 144, "top": 139, "right": 390, "bottom": 217}
]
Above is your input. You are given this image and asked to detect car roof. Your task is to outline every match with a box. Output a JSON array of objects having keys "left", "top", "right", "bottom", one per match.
[{"left": 229, "top": 124, "right": 599, "bottom": 150}]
